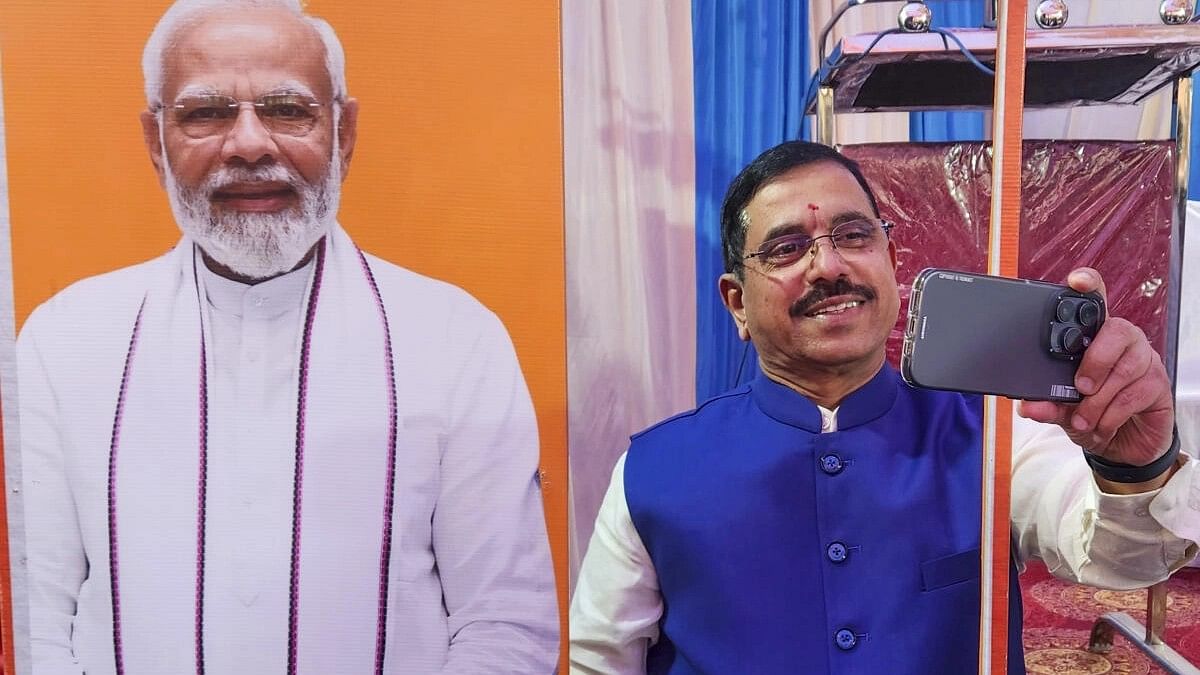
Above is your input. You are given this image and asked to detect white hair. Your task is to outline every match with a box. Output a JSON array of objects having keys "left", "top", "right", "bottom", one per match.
[{"left": 142, "top": 0, "right": 347, "bottom": 107}]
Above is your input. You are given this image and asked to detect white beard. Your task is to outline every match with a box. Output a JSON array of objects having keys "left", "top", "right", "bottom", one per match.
[{"left": 163, "top": 140, "right": 342, "bottom": 280}]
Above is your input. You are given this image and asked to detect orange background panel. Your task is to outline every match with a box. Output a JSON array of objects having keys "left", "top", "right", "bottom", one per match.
[{"left": 0, "top": 0, "right": 568, "bottom": 668}]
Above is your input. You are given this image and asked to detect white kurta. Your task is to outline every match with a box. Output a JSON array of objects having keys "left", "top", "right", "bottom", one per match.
[{"left": 19, "top": 227, "right": 559, "bottom": 674}]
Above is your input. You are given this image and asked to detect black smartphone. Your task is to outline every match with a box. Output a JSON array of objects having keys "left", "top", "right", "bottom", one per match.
[{"left": 900, "top": 268, "right": 1106, "bottom": 402}]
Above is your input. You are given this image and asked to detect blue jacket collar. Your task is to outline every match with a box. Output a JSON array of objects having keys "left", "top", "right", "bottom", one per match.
[{"left": 750, "top": 363, "right": 900, "bottom": 431}]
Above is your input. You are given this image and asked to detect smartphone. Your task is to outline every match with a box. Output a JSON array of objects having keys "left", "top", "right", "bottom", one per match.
[{"left": 900, "top": 268, "right": 1106, "bottom": 402}]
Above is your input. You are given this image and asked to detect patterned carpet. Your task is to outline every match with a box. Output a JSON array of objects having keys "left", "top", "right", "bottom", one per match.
[{"left": 1021, "top": 562, "right": 1200, "bottom": 674}]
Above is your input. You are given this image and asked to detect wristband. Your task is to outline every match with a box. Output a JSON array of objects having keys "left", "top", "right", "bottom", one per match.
[{"left": 1082, "top": 430, "right": 1180, "bottom": 484}]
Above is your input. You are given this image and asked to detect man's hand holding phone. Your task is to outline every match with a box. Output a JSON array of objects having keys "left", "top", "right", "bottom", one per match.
[{"left": 1018, "top": 268, "right": 1178, "bottom": 492}]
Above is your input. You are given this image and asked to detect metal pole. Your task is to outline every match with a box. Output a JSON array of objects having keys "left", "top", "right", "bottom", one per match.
[
  {"left": 979, "top": 0, "right": 1027, "bottom": 671},
  {"left": 1146, "top": 582, "right": 1169, "bottom": 645},
  {"left": 817, "top": 85, "right": 836, "bottom": 146},
  {"left": 1167, "top": 76, "right": 1191, "bottom": 391}
]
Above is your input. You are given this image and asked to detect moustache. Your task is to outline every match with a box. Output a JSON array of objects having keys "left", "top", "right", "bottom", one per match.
[
  {"left": 203, "top": 165, "right": 302, "bottom": 198},
  {"left": 789, "top": 278, "right": 877, "bottom": 317}
]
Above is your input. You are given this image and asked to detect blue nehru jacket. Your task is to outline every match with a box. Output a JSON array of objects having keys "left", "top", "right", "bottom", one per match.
[{"left": 623, "top": 365, "right": 1025, "bottom": 675}]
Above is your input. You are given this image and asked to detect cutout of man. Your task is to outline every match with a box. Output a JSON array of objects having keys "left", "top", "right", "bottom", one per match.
[{"left": 18, "top": 1, "right": 558, "bottom": 673}]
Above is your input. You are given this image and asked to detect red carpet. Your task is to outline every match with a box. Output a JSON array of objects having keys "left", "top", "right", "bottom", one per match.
[{"left": 1021, "top": 561, "right": 1200, "bottom": 674}]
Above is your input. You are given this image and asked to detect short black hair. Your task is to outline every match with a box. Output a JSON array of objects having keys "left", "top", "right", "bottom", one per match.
[{"left": 720, "top": 141, "right": 880, "bottom": 277}]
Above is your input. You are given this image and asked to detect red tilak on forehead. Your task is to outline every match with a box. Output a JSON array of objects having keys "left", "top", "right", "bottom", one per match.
[{"left": 807, "top": 203, "right": 819, "bottom": 228}]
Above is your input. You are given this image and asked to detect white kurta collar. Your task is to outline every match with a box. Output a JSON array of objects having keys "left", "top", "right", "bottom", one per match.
[
  {"left": 819, "top": 405, "right": 838, "bottom": 433},
  {"left": 198, "top": 253, "right": 314, "bottom": 320}
]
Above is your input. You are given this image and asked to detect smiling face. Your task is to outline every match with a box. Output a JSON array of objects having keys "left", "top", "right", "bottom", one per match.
[
  {"left": 720, "top": 161, "right": 900, "bottom": 389},
  {"left": 140, "top": 7, "right": 358, "bottom": 280}
]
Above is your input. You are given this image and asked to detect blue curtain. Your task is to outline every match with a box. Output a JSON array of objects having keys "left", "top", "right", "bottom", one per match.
[
  {"left": 909, "top": 0, "right": 986, "bottom": 141},
  {"left": 1191, "top": 75, "right": 1200, "bottom": 198},
  {"left": 692, "top": 0, "right": 808, "bottom": 402}
]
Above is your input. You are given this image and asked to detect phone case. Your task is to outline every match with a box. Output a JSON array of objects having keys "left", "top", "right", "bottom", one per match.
[{"left": 900, "top": 268, "right": 1106, "bottom": 402}]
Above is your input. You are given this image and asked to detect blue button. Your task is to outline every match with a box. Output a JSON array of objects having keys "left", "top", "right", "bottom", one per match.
[
  {"left": 827, "top": 541, "right": 849, "bottom": 563},
  {"left": 835, "top": 628, "right": 858, "bottom": 651},
  {"left": 820, "top": 454, "right": 844, "bottom": 475}
]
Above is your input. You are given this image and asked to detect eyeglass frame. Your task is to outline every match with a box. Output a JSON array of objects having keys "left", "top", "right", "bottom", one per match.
[
  {"left": 740, "top": 218, "right": 895, "bottom": 270},
  {"left": 152, "top": 92, "right": 340, "bottom": 139}
]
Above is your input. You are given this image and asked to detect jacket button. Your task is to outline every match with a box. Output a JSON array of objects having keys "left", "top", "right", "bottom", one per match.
[
  {"left": 826, "top": 541, "right": 849, "bottom": 563},
  {"left": 820, "top": 454, "right": 844, "bottom": 475},
  {"left": 835, "top": 628, "right": 858, "bottom": 651}
]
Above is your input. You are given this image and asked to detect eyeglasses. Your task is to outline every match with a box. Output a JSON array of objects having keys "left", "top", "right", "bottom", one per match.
[
  {"left": 742, "top": 219, "right": 893, "bottom": 270},
  {"left": 160, "top": 94, "right": 330, "bottom": 139}
]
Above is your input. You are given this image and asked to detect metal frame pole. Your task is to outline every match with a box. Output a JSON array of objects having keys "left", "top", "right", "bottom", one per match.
[
  {"left": 817, "top": 86, "right": 836, "bottom": 146},
  {"left": 1167, "top": 76, "right": 1192, "bottom": 388}
]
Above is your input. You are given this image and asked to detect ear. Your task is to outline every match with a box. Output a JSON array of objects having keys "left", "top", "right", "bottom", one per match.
[
  {"left": 335, "top": 97, "right": 359, "bottom": 179},
  {"left": 140, "top": 109, "right": 167, "bottom": 188},
  {"left": 719, "top": 272, "right": 752, "bottom": 341},
  {"left": 887, "top": 237, "right": 898, "bottom": 270}
]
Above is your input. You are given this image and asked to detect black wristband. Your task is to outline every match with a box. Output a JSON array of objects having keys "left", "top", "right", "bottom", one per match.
[{"left": 1082, "top": 431, "right": 1181, "bottom": 484}]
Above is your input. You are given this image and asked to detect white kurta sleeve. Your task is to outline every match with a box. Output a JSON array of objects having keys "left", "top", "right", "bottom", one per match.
[
  {"left": 19, "top": 313, "right": 87, "bottom": 675},
  {"left": 436, "top": 308, "right": 559, "bottom": 674},
  {"left": 569, "top": 453, "right": 662, "bottom": 675},
  {"left": 1011, "top": 416, "right": 1199, "bottom": 589}
]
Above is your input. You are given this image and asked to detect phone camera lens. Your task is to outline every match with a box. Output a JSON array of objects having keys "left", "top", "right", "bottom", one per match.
[
  {"left": 1077, "top": 300, "right": 1100, "bottom": 328},
  {"left": 1060, "top": 326, "right": 1088, "bottom": 354},
  {"left": 1056, "top": 298, "right": 1081, "bottom": 323}
]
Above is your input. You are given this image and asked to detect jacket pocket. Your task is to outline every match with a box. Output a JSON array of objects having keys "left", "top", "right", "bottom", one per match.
[{"left": 921, "top": 548, "right": 980, "bottom": 591}]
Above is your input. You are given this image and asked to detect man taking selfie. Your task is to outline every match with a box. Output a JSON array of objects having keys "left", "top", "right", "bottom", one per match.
[{"left": 570, "top": 140, "right": 1199, "bottom": 674}]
